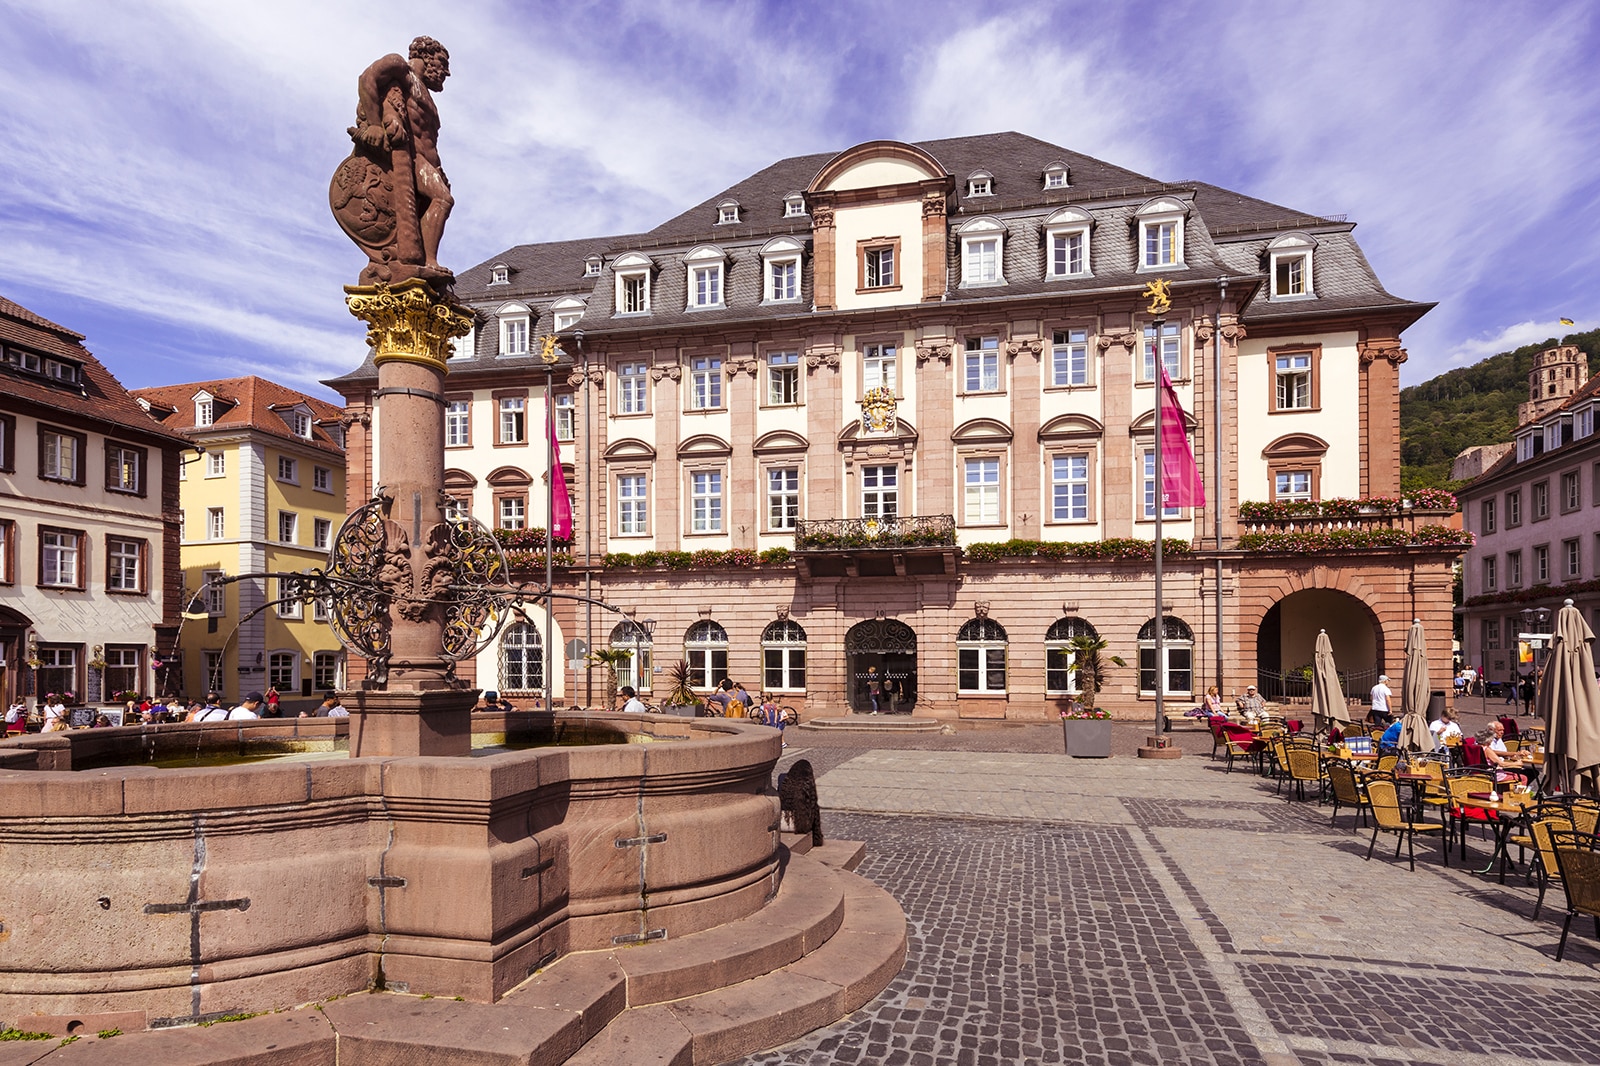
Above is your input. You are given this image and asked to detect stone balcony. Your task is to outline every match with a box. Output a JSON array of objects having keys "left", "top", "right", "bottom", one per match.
[{"left": 793, "top": 514, "right": 958, "bottom": 579}]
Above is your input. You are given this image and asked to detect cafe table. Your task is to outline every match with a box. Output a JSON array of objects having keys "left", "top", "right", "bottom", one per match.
[{"left": 1466, "top": 791, "right": 1534, "bottom": 882}]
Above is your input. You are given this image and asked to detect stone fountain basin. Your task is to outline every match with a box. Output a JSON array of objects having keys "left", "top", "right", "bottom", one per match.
[{"left": 0, "top": 712, "right": 781, "bottom": 1028}]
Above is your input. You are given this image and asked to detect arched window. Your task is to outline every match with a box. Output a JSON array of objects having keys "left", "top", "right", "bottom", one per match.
[
  {"left": 501, "top": 622, "right": 544, "bottom": 693},
  {"left": 957, "top": 618, "right": 1008, "bottom": 693},
  {"left": 1138, "top": 617, "right": 1194, "bottom": 697},
  {"left": 1045, "top": 617, "right": 1099, "bottom": 695},
  {"left": 685, "top": 621, "right": 728, "bottom": 690},
  {"left": 609, "top": 621, "right": 653, "bottom": 693},
  {"left": 762, "top": 620, "right": 807, "bottom": 692}
]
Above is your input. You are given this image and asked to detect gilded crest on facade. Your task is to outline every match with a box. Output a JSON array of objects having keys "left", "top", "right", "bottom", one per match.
[{"left": 861, "top": 386, "right": 898, "bottom": 435}]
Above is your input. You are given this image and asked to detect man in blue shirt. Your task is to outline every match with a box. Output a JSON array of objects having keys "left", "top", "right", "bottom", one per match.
[{"left": 1379, "top": 717, "right": 1404, "bottom": 753}]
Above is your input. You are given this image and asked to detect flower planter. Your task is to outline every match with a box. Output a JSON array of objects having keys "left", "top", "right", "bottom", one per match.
[{"left": 1061, "top": 718, "right": 1112, "bottom": 758}]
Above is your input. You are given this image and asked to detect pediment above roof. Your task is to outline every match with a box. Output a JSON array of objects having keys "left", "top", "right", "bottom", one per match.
[{"left": 810, "top": 140, "right": 948, "bottom": 194}]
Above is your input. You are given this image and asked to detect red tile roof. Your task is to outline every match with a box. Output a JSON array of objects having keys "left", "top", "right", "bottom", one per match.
[{"left": 130, "top": 376, "right": 346, "bottom": 456}]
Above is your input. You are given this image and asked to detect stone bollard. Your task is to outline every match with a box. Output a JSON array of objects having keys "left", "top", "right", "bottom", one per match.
[{"left": 1137, "top": 733, "right": 1183, "bottom": 760}]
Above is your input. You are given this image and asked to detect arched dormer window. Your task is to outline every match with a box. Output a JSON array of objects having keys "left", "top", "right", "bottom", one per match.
[
  {"left": 490, "top": 263, "right": 509, "bottom": 285},
  {"left": 1263, "top": 433, "right": 1329, "bottom": 503},
  {"left": 551, "top": 296, "right": 586, "bottom": 332},
  {"left": 958, "top": 217, "right": 1006, "bottom": 286},
  {"left": 496, "top": 302, "right": 531, "bottom": 357},
  {"left": 1042, "top": 161, "right": 1070, "bottom": 190},
  {"left": 1267, "top": 232, "right": 1317, "bottom": 299},
  {"left": 612, "top": 252, "right": 654, "bottom": 316},
  {"left": 1044, "top": 206, "right": 1093, "bottom": 279},
  {"left": 966, "top": 170, "right": 994, "bottom": 198},
  {"left": 783, "top": 192, "right": 807, "bottom": 218},
  {"left": 1134, "top": 197, "right": 1189, "bottom": 270},
  {"left": 716, "top": 199, "right": 741, "bottom": 225},
  {"left": 683, "top": 246, "right": 727, "bottom": 310},
  {"left": 583, "top": 255, "right": 603, "bottom": 277},
  {"left": 761, "top": 236, "right": 804, "bottom": 303}
]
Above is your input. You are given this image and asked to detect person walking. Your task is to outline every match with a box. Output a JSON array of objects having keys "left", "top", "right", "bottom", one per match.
[{"left": 1368, "top": 675, "right": 1394, "bottom": 726}]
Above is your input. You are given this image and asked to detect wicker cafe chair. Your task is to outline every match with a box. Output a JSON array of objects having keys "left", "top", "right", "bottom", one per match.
[
  {"left": 1365, "top": 775, "right": 1447, "bottom": 871},
  {"left": 1567, "top": 799, "right": 1600, "bottom": 837},
  {"left": 1326, "top": 759, "right": 1372, "bottom": 830},
  {"left": 1376, "top": 753, "right": 1401, "bottom": 775},
  {"left": 1522, "top": 807, "right": 1578, "bottom": 921},
  {"left": 1444, "top": 770, "right": 1498, "bottom": 860},
  {"left": 1547, "top": 829, "right": 1600, "bottom": 962},
  {"left": 1223, "top": 726, "right": 1264, "bottom": 774},
  {"left": 1283, "top": 745, "right": 1328, "bottom": 803}
]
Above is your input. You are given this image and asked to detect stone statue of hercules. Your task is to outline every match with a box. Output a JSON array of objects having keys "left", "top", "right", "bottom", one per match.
[{"left": 330, "top": 36, "right": 455, "bottom": 284}]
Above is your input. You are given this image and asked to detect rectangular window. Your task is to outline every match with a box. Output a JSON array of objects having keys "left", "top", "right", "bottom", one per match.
[
  {"left": 277, "top": 455, "right": 297, "bottom": 482},
  {"left": 499, "top": 397, "right": 526, "bottom": 443},
  {"left": 769, "top": 259, "right": 798, "bottom": 301},
  {"left": 0, "top": 413, "right": 15, "bottom": 472},
  {"left": 106, "top": 443, "right": 143, "bottom": 494},
  {"left": 196, "top": 399, "right": 215, "bottom": 426},
  {"left": 617, "top": 475, "right": 647, "bottom": 535},
  {"left": 768, "top": 467, "right": 800, "bottom": 530},
  {"left": 862, "top": 344, "right": 897, "bottom": 392},
  {"left": 207, "top": 507, "right": 225, "bottom": 540},
  {"left": 278, "top": 512, "right": 297, "bottom": 544},
  {"left": 268, "top": 652, "right": 296, "bottom": 689},
  {"left": 763, "top": 647, "right": 806, "bottom": 692},
  {"left": 1533, "top": 480, "right": 1549, "bottom": 520},
  {"left": 1143, "top": 451, "right": 1180, "bottom": 518},
  {"left": 1507, "top": 490, "right": 1521, "bottom": 526},
  {"left": 203, "top": 563, "right": 225, "bottom": 614},
  {"left": 1275, "top": 354, "right": 1313, "bottom": 409},
  {"left": 1141, "top": 323, "right": 1180, "bottom": 381},
  {"left": 1508, "top": 550, "right": 1523, "bottom": 587},
  {"left": 39, "top": 427, "right": 83, "bottom": 483},
  {"left": 963, "top": 336, "right": 1001, "bottom": 392},
  {"left": 445, "top": 399, "right": 471, "bottom": 446},
  {"left": 862, "top": 465, "right": 898, "bottom": 520},
  {"left": 1563, "top": 470, "right": 1581, "bottom": 511},
  {"left": 1535, "top": 545, "right": 1550, "bottom": 583},
  {"left": 691, "top": 356, "right": 723, "bottom": 409},
  {"left": 555, "top": 393, "right": 575, "bottom": 441},
  {"left": 104, "top": 645, "right": 142, "bottom": 697},
  {"left": 312, "top": 595, "right": 331, "bottom": 622},
  {"left": 313, "top": 518, "right": 332, "bottom": 550},
  {"left": 106, "top": 537, "right": 144, "bottom": 593},
  {"left": 1484, "top": 619, "right": 1500, "bottom": 651},
  {"left": 690, "top": 264, "right": 722, "bottom": 307},
  {"left": 767, "top": 351, "right": 799, "bottom": 405},
  {"left": 39, "top": 527, "right": 82, "bottom": 588},
  {"left": 618, "top": 362, "right": 649, "bottom": 414},
  {"left": 36, "top": 645, "right": 77, "bottom": 700},
  {"left": 1143, "top": 220, "right": 1177, "bottom": 267},
  {"left": 501, "top": 317, "right": 528, "bottom": 356},
  {"left": 864, "top": 245, "right": 895, "bottom": 289},
  {"left": 1481, "top": 498, "right": 1496, "bottom": 535},
  {"left": 1275, "top": 254, "right": 1306, "bottom": 296},
  {"left": 204, "top": 650, "right": 225, "bottom": 692},
  {"left": 1051, "top": 455, "right": 1089, "bottom": 521},
  {"left": 277, "top": 577, "right": 304, "bottom": 619},
  {"left": 499, "top": 496, "right": 526, "bottom": 530},
  {"left": 207, "top": 450, "right": 226, "bottom": 477},
  {"left": 1483, "top": 555, "right": 1497, "bottom": 591},
  {"left": 0, "top": 518, "right": 13, "bottom": 584},
  {"left": 958, "top": 645, "right": 1007, "bottom": 693},
  {"left": 963, "top": 458, "right": 1000, "bottom": 524},
  {"left": 1565, "top": 538, "right": 1581, "bottom": 579},
  {"left": 312, "top": 465, "right": 332, "bottom": 493},
  {"left": 1275, "top": 471, "right": 1313, "bottom": 501},
  {"left": 691, "top": 471, "right": 723, "bottom": 532},
  {"left": 620, "top": 274, "right": 650, "bottom": 314},
  {"left": 314, "top": 651, "right": 340, "bottom": 691},
  {"left": 1050, "top": 231, "right": 1085, "bottom": 277},
  {"left": 1050, "top": 329, "right": 1088, "bottom": 386},
  {"left": 963, "top": 238, "right": 1000, "bottom": 284}
]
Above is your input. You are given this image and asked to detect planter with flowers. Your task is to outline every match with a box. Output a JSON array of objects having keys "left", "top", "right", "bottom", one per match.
[{"left": 1060, "top": 705, "right": 1113, "bottom": 758}]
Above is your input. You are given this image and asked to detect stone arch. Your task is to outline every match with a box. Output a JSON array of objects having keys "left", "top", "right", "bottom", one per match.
[{"left": 1254, "top": 586, "right": 1385, "bottom": 704}]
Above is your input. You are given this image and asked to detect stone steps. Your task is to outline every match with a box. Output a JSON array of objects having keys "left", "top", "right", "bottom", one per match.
[{"left": 798, "top": 715, "right": 944, "bottom": 733}]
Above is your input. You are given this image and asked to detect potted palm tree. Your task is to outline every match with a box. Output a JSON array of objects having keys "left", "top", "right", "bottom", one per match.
[
  {"left": 1061, "top": 634, "right": 1125, "bottom": 758},
  {"left": 586, "top": 648, "right": 635, "bottom": 708},
  {"left": 660, "top": 659, "right": 700, "bottom": 717}
]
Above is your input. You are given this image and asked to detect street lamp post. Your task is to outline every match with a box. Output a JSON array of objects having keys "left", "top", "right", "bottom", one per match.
[{"left": 1517, "top": 605, "right": 1553, "bottom": 713}]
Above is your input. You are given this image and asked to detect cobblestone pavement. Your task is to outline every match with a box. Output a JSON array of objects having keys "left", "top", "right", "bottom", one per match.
[{"left": 742, "top": 727, "right": 1600, "bottom": 1066}]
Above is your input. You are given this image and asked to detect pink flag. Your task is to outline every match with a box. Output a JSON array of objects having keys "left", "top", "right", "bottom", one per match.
[
  {"left": 1158, "top": 365, "right": 1205, "bottom": 508},
  {"left": 547, "top": 408, "right": 573, "bottom": 541}
]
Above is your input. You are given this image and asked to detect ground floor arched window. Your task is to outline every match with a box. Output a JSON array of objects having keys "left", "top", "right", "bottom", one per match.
[
  {"left": 609, "top": 621, "right": 653, "bottom": 692},
  {"left": 762, "top": 619, "right": 807, "bottom": 692},
  {"left": 684, "top": 620, "right": 728, "bottom": 690},
  {"left": 501, "top": 622, "right": 544, "bottom": 692},
  {"left": 1045, "top": 617, "right": 1098, "bottom": 695},
  {"left": 1138, "top": 616, "right": 1194, "bottom": 697},
  {"left": 957, "top": 618, "right": 1007, "bottom": 693}
]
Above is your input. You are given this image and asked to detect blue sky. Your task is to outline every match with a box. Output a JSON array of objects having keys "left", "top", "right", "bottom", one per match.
[{"left": 2, "top": 0, "right": 1598, "bottom": 400}]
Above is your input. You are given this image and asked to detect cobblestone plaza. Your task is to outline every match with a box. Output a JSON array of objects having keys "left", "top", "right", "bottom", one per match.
[{"left": 741, "top": 722, "right": 1600, "bottom": 1066}]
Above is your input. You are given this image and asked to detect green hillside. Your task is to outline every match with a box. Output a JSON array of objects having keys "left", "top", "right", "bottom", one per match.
[{"left": 1399, "top": 327, "right": 1600, "bottom": 492}]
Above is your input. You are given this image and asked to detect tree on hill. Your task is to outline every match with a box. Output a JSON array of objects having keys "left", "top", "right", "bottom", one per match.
[{"left": 1399, "top": 327, "right": 1600, "bottom": 492}]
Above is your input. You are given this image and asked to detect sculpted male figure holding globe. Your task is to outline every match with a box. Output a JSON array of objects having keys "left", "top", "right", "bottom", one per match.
[{"left": 330, "top": 36, "right": 455, "bottom": 284}]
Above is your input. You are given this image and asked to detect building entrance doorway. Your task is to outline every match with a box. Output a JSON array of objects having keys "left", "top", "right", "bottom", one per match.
[{"left": 844, "top": 619, "right": 917, "bottom": 713}]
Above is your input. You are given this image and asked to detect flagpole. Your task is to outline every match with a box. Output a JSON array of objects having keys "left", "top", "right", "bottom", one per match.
[
  {"left": 1153, "top": 311, "right": 1166, "bottom": 740},
  {"left": 545, "top": 359, "right": 555, "bottom": 706}
]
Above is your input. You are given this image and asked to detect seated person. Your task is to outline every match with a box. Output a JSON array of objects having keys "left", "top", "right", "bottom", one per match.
[
  {"left": 1483, "top": 721, "right": 1536, "bottom": 784},
  {"left": 1429, "top": 707, "right": 1462, "bottom": 749},
  {"left": 1236, "top": 685, "right": 1265, "bottom": 719},
  {"left": 1197, "top": 686, "right": 1224, "bottom": 716},
  {"left": 1378, "top": 717, "right": 1404, "bottom": 753},
  {"left": 618, "top": 686, "right": 647, "bottom": 714},
  {"left": 778, "top": 759, "right": 823, "bottom": 846}
]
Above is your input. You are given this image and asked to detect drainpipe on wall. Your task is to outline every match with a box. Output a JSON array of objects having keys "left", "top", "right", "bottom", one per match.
[{"left": 1215, "top": 278, "right": 1227, "bottom": 696}]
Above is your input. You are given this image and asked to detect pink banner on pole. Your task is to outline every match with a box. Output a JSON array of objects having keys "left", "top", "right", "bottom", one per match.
[
  {"left": 548, "top": 413, "right": 573, "bottom": 541},
  {"left": 1158, "top": 365, "right": 1206, "bottom": 508}
]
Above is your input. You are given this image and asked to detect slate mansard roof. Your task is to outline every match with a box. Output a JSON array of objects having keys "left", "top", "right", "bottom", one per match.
[{"left": 328, "top": 132, "right": 1429, "bottom": 389}]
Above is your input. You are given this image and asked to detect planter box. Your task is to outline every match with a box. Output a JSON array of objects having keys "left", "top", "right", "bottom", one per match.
[{"left": 1061, "top": 718, "right": 1112, "bottom": 758}]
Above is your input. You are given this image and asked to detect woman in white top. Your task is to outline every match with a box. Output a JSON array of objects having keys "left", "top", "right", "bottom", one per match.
[
  {"left": 41, "top": 695, "right": 68, "bottom": 732},
  {"left": 1429, "top": 707, "right": 1462, "bottom": 749}
]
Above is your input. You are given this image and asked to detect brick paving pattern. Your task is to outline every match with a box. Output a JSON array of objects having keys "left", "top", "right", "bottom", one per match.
[{"left": 744, "top": 721, "right": 1600, "bottom": 1065}]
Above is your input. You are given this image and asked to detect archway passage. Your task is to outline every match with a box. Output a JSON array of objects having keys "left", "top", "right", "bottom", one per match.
[
  {"left": 844, "top": 619, "right": 917, "bottom": 713},
  {"left": 1257, "top": 589, "right": 1383, "bottom": 704}
]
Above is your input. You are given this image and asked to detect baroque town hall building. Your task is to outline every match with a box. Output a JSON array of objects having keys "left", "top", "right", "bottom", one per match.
[{"left": 331, "top": 133, "right": 1463, "bottom": 718}]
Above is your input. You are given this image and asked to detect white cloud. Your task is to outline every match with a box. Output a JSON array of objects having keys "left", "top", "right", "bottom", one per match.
[{"left": 1443, "top": 318, "right": 1592, "bottom": 368}]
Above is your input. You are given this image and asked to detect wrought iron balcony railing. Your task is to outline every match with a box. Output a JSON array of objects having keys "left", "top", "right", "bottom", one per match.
[{"left": 794, "top": 514, "right": 957, "bottom": 551}]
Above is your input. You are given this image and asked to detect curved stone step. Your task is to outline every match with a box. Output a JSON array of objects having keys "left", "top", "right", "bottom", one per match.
[{"left": 798, "top": 715, "right": 943, "bottom": 732}]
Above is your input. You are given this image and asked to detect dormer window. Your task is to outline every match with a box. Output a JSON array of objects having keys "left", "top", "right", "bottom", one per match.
[
  {"left": 716, "top": 199, "right": 741, "bottom": 225},
  {"left": 1044, "top": 207, "right": 1093, "bottom": 279},
  {"left": 783, "top": 193, "right": 807, "bottom": 218},
  {"left": 1517, "top": 432, "right": 1538, "bottom": 462},
  {"left": 683, "top": 246, "right": 726, "bottom": 310},
  {"left": 44, "top": 359, "right": 80, "bottom": 384},
  {"left": 1267, "top": 233, "right": 1317, "bottom": 299},
  {"left": 761, "top": 236, "right": 804, "bottom": 303},
  {"left": 1135, "top": 197, "right": 1188, "bottom": 270},
  {"left": 1042, "top": 162, "right": 1070, "bottom": 190},
  {"left": 958, "top": 217, "right": 1006, "bottom": 287},
  {"left": 451, "top": 324, "right": 475, "bottom": 360},
  {"left": 289, "top": 409, "right": 312, "bottom": 438},
  {"left": 612, "top": 252, "right": 654, "bottom": 316},
  {"left": 1577, "top": 404, "right": 1595, "bottom": 440},
  {"left": 496, "top": 302, "right": 531, "bottom": 356},
  {"left": 584, "top": 255, "right": 603, "bottom": 277},
  {"left": 194, "top": 393, "right": 216, "bottom": 427},
  {"left": 490, "top": 263, "right": 509, "bottom": 285},
  {"left": 551, "top": 296, "right": 586, "bottom": 332},
  {"left": 966, "top": 171, "right": 994, "bottom": 198}
]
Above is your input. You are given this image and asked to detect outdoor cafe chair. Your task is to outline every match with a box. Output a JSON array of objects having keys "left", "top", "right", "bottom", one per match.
[
  {"left": 1547, "top": 829, "right": 1600, "bottom": 962},
  {"left": 1566, "top": 798, "right": 1600, "bottom": 837},
  {"left": 1519, "top": 805, "right": 1578, "bottom": 921},
  {"left": 1375, "top": 753, "right": 1400, "bottom": 775},
  {"left": 1498, "top": 716, "right": 1522, "bottom": 742},
  {"left": 1207, "top": 716, "right": 1230, "bottom": 761},
  {"left": 1326, "top": 759, "right": 1371, "bottom": 830},
  {"left": 1223, "top": 726, "right": 1264, "bottom": 774},
  {"left": 1365, "top": 775, "right": 1447, "bottom": 872},
  {"left": 1283, "top": 745, "right": 1327, "bottom": 803},
  {"left": 1444, "top": 769, "right": 1498, "bottom": 858}
]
